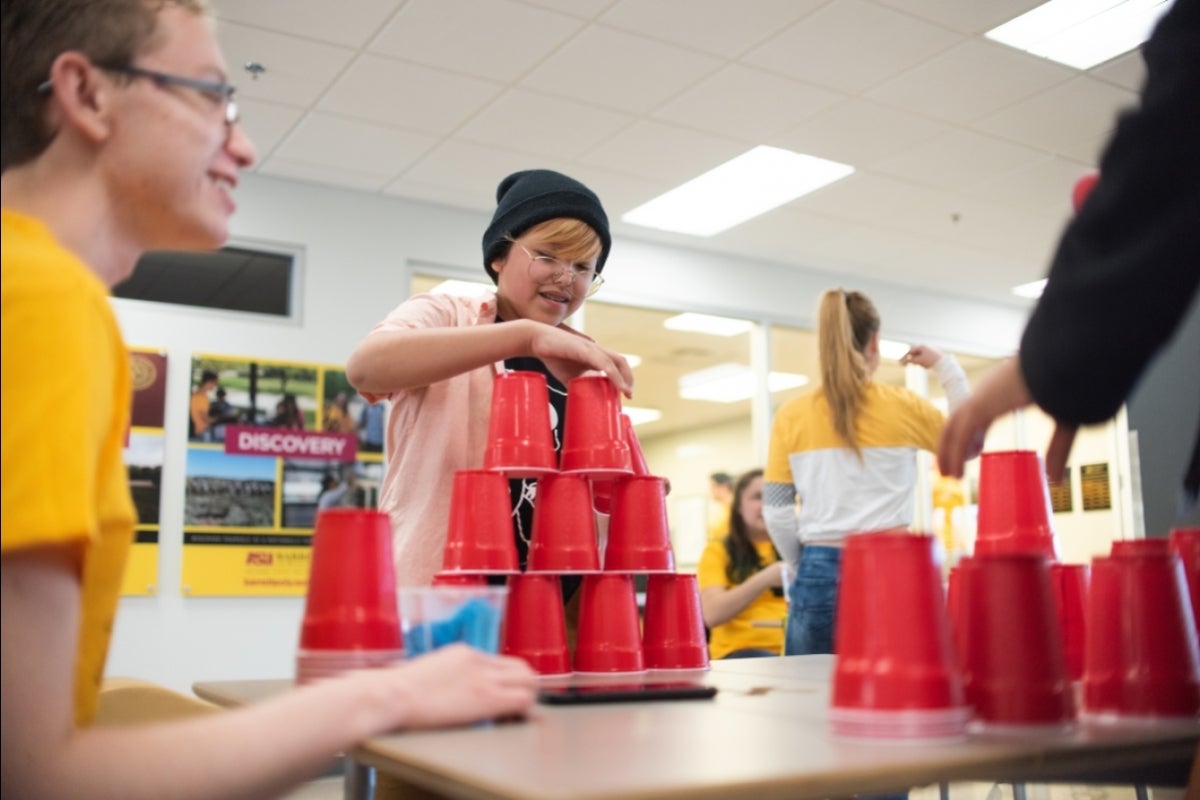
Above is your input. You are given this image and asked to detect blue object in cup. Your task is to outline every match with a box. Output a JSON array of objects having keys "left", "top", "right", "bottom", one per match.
[{"left": 401, "top": 588, "right": 506, "bottom": 657}]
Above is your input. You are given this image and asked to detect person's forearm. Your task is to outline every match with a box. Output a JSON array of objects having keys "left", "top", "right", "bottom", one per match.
[
  {"left": 347, "top": 320, "right": 537, "bottom": 395},
  {"left": 15, "top": 675, "right": 395, "bottom": 800},
  {"left": 701, "top": 571, "right": 774, "bottom": 627},
  {"left": 933, "top": 354, "right": 970, "bottom": 412}
]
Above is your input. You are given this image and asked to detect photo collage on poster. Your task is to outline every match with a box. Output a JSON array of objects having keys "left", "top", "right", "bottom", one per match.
[
  {"left": 182, "top": 353, "right": 385, "bottom": 596},
  {"left": 122, "top": 348, "right": 168, "bottom": 596}
]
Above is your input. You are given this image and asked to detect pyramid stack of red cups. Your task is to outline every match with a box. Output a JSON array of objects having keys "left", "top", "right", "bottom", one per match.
[
  {"left": 945, "top": 451, "right": 1199, "bottom": 732},
  {"left": 435, "top": 371, "right": 709, "bottom": 676}
]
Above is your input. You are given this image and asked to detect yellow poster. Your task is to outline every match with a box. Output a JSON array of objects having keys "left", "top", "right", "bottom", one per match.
[{"left": 181, "top": 353, "right": 383, "bottom": 596}]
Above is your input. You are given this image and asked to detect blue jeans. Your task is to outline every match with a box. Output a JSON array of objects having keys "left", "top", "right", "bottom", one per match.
[{"left": 784, "top": 545, "right": 841, "bottom": 656}]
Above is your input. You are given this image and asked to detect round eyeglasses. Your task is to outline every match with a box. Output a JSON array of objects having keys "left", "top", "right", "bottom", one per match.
[{"left": 517, "top": 244, "right": 604, "bottom": 298}]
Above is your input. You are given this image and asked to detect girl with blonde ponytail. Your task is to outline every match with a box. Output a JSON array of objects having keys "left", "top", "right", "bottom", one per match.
[{"left": 763, "top": 289, "right": 969, "bottom": 656}]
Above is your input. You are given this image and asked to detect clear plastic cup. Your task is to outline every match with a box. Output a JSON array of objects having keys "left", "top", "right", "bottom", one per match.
[{"left": 398, "top": 585, "right": 509, "bottom": 657}]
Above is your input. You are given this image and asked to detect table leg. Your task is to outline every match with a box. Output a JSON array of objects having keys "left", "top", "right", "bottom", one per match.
[{"left": 343, "top": 759, "right": 374, "bottom": 800}]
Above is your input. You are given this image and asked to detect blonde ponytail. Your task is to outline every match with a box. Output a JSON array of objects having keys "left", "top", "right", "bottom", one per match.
[{"left": 817, "top": 289, "right": 880, "bottom": 454}]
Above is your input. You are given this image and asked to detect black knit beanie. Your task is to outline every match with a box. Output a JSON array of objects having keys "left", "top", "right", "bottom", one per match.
[{"left": 481, "top": 169, "right": 611, "bottom": 283}]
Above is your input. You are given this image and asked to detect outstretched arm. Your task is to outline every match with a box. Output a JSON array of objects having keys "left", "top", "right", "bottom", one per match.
[
  {"left": 347, "top": 318, "right": 632, "bottom": 398},
  {"left": 1, "top": 546, "right": 537, "bottom": 800}
]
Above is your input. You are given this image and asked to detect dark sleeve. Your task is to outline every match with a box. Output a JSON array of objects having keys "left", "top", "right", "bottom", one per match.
[{"left": 1019, "top": 0, "right": 1200, "bottom": 426}]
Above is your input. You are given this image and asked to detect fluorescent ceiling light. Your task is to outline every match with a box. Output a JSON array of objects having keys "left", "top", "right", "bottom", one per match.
[
  {"left": 622, "top": 145, "right": 854, "bottom": 237},
  {"left": 879, "top": 339, "right": 911, "bottom": 361},
  {"left": 622, "top": 405, "right": 662, "bottom": 426},
  {"left": 621, "top": 353, "right": 643, "bottom": 369},
  {"left": 430, "top": 279, "right": 493, "bottom": 297},
  {"left": 662, "top": 312, "right": 753, "bottom": 337},
  {"left": 985, "top": 0, "right": 1173, "bottom": 70},
  {"left": 679, "top": 363, "right": 809, "bottom": 404},
  {"left": 1012, "top": 278, "right": 1048, "bottom": 298}
]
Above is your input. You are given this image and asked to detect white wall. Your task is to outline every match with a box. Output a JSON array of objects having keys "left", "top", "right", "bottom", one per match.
[{"left": 107, "top": 173, "right": 1030, "bottom": 694}]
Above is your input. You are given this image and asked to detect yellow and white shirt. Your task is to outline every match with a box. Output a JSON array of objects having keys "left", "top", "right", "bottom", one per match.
[{"left": 763, "top": 358, "right": 966, "bottom": 565}]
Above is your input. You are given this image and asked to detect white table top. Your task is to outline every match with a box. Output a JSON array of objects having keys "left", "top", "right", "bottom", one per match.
[{"left": 195, "top": 656, "right": 1198, "bottom": 800}]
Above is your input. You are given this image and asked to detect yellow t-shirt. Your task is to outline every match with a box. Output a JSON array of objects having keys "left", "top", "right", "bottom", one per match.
[
  {"left": 1, "top": 209, "right": 136, "bottom": 724},
  {"left": 697, "top": 539, "right": 786, "bottom": 659}
]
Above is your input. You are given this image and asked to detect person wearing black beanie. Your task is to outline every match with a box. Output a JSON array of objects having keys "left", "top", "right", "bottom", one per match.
[
  {"left": 481, "top": 168, "right": 611, "bottom": 283},
  {"left": 347, "top": 169, "right": 633, "bottom": 601}
]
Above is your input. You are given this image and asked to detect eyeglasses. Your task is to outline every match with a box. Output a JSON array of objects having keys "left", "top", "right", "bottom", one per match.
[
  {"left": 111, "top": 65, "right": 240, "bottom": 125},
  {"left": 517, "top": 244, "right": 604, "bottom": 298},
  {"left": 38, "top": 63, "right": 239, "bottom": 126}
]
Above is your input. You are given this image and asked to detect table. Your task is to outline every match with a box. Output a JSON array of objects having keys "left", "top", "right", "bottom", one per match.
[{"left": 194, "top": 656, "right": 1197, "bottom": 800}]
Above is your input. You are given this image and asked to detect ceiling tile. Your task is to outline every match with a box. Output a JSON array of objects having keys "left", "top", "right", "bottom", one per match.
[
  {"left": 317, "top": 54, "right": 503, "bottom": 134},
  {"left": 770, "top": 99, "right": 947, "bottom": 166},
  {"left": 653, "top": 64, "right": 843, "bottom": 142},
  {"left": 870, "top": 0, "right": 1043, "bottom": 35},
  {"left": 866, "top": 39, "right": 1075, "bottom": 125},
  {"left": 210, "top": 0, "right": 402, "bottom": 48},
  {"left": 236, "top": 98, "right": 305, "bottom": 166},
  {"left": 216, "top": 21, "right": 356, "bottom": 107},
  {"left": 520, "top": 26, "right": 723, "bottom": 114},
  {"left": 389, "top": 139, "right": 572, "bottom": 207},
  {"left": 456, "top": 89, "right": 635, "bottom": 160},
  {"left": 871, "top": 128, "right": 1047, "bottom": 192},
  {"left": 599, "top": 0, "right": 823, "bottom": 58},
  {"left": 271, "top": 113, "right": 439, "bottom": 181},
  {"left": 369, "top": 0, "right": 585, "bottom": 83},
  {"left": 741, "top": 0, "right": 962, "bottom": 94},
  {"left": 578, "top": 119, "right": 746, "bottom": 185},
  {"left": 973, "top": 76, "right": 1137, "bottom": 161},
  {"left": 963, "top": 155, "right": 1095, "bottom": 216},
  {"left": 258, "top": 159, "right": 391, "bottom": 193},
  {"left": 1088, "top": 50, "right": 1148, "bottom": 92}
]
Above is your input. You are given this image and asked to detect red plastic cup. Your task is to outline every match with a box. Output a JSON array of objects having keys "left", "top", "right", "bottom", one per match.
[
  {"left": 527, "top": 473, "right": 601, "bottom": 573},
  {"left": 560, "top": 375, "right": 632, "bottom": 478},
  {"left": 974, "top": 450, "right": 1059, "bottom": 559},
  {"left": 1049, "top": 563, "right": 1090, "bottom": 682},
  {"left": 1169, "top": 527, "right": 1200, "bottom": 638},
  {"left": 831, "top": 532, "right": 969, "bottom": 738},
  {"left": 432, "top": 572, "right": 489, "bottom": 586},
  {"left": 1111, "top": 538, "right": 1169, "bottom": 556},
  {"left": 297, "top": 510, "right": 403, "bottom": 683},
  {"left": 592, "top": 414, "right": 648, "bottom": 515},
  {"left": 574, "top": 574, "right": 645, "bottom": 674},
  {"left": 1082, "top": 557, "right": 1123, "bottom": 715},
  {"left": 604, "top": 476, "right": 675, "bottom": 573},
  {"left": 623, "top": 414, "right": 650, "bottom": 475},
  {"left": 959, "top": 554, "right": 1076, "bottom": 729},
  {"left": 1084, "top": 550, "right": 1200, "bottom": 720},
  {"left": 946, "top": 560, "right": 969, "bottom": 672},
  {"left": 299, "top": 509, "right": 402, "bottom": 651},
  {"left": 642, "top": 574, "right": 710, "bottom": 671},
  {"left": 483, "top": 371, "right": 558, "bottom": 478},
  {"left": 441, "top": 470, "right": 519, "bottom": 574},
  {"left": 500, "top": 574, "right": 571, "bottom": 675}
]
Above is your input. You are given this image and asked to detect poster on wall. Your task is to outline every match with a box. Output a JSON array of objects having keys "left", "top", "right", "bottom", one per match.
[
  {"left": 122, "top": 348, "right": 168, "bottom": 595},
  {"left": 1081, "top": 463, "right": 1112, "bottom": 511},
  {"left": 181, "top": 354, "right": 385, "bottom": 596},
  {"left": 1049, "top": 468, "right": 1073, "bottom": 514}
]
